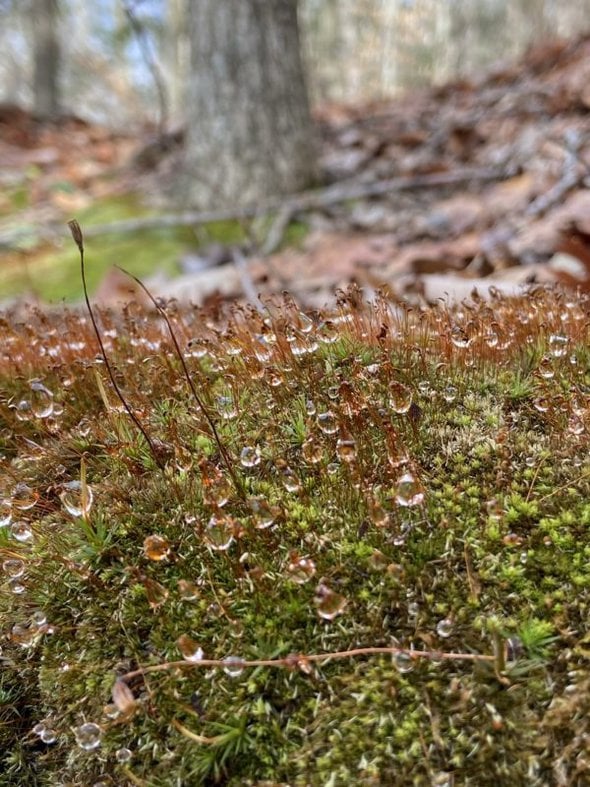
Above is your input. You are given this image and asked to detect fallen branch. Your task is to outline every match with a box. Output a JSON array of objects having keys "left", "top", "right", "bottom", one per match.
[{"left": 76, "top": 166, "right": 506, "bottom": 239}]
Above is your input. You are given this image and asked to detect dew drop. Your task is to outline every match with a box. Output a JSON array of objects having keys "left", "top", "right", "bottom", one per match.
[
  {"left": 177, "top": 634, "right": 204, "bottom": 662},
  {"left": 314, "top": 582, "right": 347, "bottom": 620},
  {"left": 388, "top": 382, "right": 412, "bottom": 414},
  {"left": 327, "top": 462, "right": 339, "bottom": 475},
  {"left": 11, "top": 521, "right": 33, "bottom": 543},
  {"left": 450, "top": 327, "right": 472, "bottom": 349},
  {"left": 116, "top": 747, "right": 132, "bottom": 763},
  {"left": 336, "top": 438, "right": 357, "bottom": 463},
  {"left": 393, "top": 651, "right": 414, "bottom": 673},
  {"left": 33, "top": 722, "right": 46, "bottom": 736},
  {"left": 548, "top": 334, "right": 568, "bottom": 358},
  {"left": 216, "top": 395, "right": 237, "bottom": 420},
  {"left": 30, "top": 380, "right": 54, "bottom": 418},
  {"left": 394, "top": 473, "right": 425, "bottom": 507},
  {"left": 143, "top": 577, "right": 169, "bottom": 609},
  {"left": 143, "top": 534, "right": 170, "bottom": 561},
  {"left": 187, "top": 339, "right": 209, "bottom": 358},
  {"left": 538, "top": 356, "right": 554, "bottom": 379},
  {"left": 249, "top": 497, "right": 276, "bottom": 529},
  {"left": 436, "top": 618, "right": 453, "bottom": 638},
  {"left": 442, "top": 385, "right": 457, "bottom": 403},
  {"left": 40, "top": 728, "right": 57, "bottom": 744},
  {"left": 302, "top": 437, "right": 323, "bottom": 464},
  {"left": 483, "top": 329, "right": 499, "bottom": 348},
  {"left": 317, "top": 320, "right": 338, "bottom": 344},
  {"left": 2, "top": 558, "right": 25, "bottom": 579},
  {"left": 15, "top": 399, "right": 32, "bottom": 421},
  {"left": 305, "top": 399, "right": 316, "bottom": 416},
  {"left": 240, "top": 446, "right": 261, "bottom": 468},
  {"left": 281, "top": 467, "right": 301, "bottom": 493},
  {"left": 178, "top": 579, "right": 200, "bottom": 600},
  {"left": 253, "top": 340, "right": 272, "bottom": 364},
  {"left": 75, "top": 722, "right": 102, "bottom": 751},
  {"left": 568, "top": 414, "right": 584, "bottom": 435},
  {"left": 0, "top": 500, "right": 12, "bottom": 527},
  {"left": 11, "top": 483, "right": 38, "bottom": 511},
  {"left": 285, "top": 553, "right": 316, "bottom": 584},
  {"left": 533, "top": 397, "right": 549, "bottom": 413},
  {"left": 205, "top": 514, "right": 235, "bottom": 551},
  {"left": 317, "top": 411, "right": 338, "bottom": 435},
  {"left": 222, "top": 656, "right": 246, "bottom": 677},
  {"left": 60, "top": 480, "right": 93, "bottom": 517}
]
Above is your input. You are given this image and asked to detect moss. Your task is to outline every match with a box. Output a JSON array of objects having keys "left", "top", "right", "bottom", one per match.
[{"left": 0, "top": 287, "right": 589, "bottom": 784}]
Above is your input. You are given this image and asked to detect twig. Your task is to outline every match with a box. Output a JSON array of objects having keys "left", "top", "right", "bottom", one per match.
[
  {"left": 75, "top": 167, "right": 505, "bottom": 239},
  {"left": 119, "top": 645, "right": 495, "bottom": 684}
]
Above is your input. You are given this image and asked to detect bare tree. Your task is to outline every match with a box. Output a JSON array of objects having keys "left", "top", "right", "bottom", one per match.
[
  {"left": 184, "top": 0, "right": 316, "bottom": 209},
  {"left": 32, "top": 0, "right": 60, "bottom": 118}
]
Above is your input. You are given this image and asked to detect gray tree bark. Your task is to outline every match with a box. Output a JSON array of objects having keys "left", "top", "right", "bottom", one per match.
[
  {"left": 184, "top": 0, "right": 316, "bottom": 209},
  {"left": 32, "top": 0, "right": 60, "bottom": 119}
]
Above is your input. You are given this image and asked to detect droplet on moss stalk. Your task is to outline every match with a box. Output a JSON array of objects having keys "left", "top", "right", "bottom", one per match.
[
  {"left": 30, "top": 380, "right": 54, "bottom": 418},
  {"left": 394, "top": 473, "right": 425, "bottom": 507},
  {"left": 336, "top": 438, "right": 357, "bottom": 463},
  {"left": 222, "top": 656, "right": 245, "bottom": 677},
  {"left": 285, "top": 553, "right": 316, "bottom": 584},
  {"left": 240, "top": 446, "right": 261, "bottom": 468},
  {"left": 116, "top": 748, "right": 132, "bottom": 763},
  {"left": 11, "top": 521, "right": 33, "bottom": 542},
  {"left": 436, "top": 618, "right": 453, "bottom": 638},
  {"left": 4, "top": 558, "right": 25, "bottom": 577},
  {"left": 548, "top": 334, "right": 568, "bottom": 358},
  {"left": 249, "top": 497, "right": 276, "bottom": 529},
  {"left": 388, "top": 382, "right": 412, "bottom": 414},
  {"left": 60, "top": 481, "right": 93, "bottom": 517},
  {"left": 177, "top": 634, "right": 204, "bottom": 662},
  {"left": 11, "top": 483, "right": 38, "bottom": 511},
  {"left": 317, "top": 411, "right": 338, "bottom": 435},
  {"left": 15, "top": 400, "right": 32, "bottom": 421},
  {"left": 205, "top": 514, "right": 235, "bottom": 551},
  {"left": 75, "top": 722, "right": 102, "bottom": 751},
  {"left": 314, "top": 582, "right": 347, "bottom": 620},
  {"left": 0, "top": 500, "right": 12, "bottom": 527},
  {"left": 143, "top": 534, "right": 171, "bottom": 561},
  {"left": 393, "top": 651, "right": 414, "bottom": 673}
]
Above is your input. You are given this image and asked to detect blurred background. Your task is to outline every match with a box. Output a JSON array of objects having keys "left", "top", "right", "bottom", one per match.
[{"left": 1, "top": 0, "right": 590, "bottom": 308}]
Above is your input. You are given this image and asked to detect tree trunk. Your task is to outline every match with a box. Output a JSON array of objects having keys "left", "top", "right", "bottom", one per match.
[
  {"left": 32, "top": 0, "right": 61, "bottom": 119},
  {"left": 184, "top": 0, "right": 316, "bottom": 209}
]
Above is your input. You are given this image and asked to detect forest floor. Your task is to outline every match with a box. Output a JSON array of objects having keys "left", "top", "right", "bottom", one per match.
[{"left": 1, "top": 34, "right": 590, "bottom": 308}]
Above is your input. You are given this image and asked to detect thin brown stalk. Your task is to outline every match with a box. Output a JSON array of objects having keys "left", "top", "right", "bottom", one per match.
[
  {"left": 67, "top": 220, "right": 164, "bottom": 469},
  {"left": 115, "top": 265, "right": 245, "bottom": 498}
]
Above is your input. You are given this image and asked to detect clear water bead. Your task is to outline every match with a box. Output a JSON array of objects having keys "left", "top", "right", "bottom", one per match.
[
  {"left": 75, "top": 722, "right": 102, "bottom": 751},
  {"left": 394, "top": 473, "right": 425, "bottom": 507},
  {"left": 177, "top": 634, "right": 204, "bottom": 662},
  {"left": 116, "top": 748, "right": 132, "bottom": 763},
  {"left": 314, "top": 582, "right": 347, "bottom": 620},
  {"left": 205, "top": 514, "right": 235, "bottom": 551},
  {"left": 30, "top": 380, "right": 54, "bottom": 418},
  {"left": 222, "top": 656, "right": 246, "bottom": 677},
  {"left": 436, "top": 618, "right": 453, "bottom": 638},
  {"left": 393, "top": 651, "right": 414, "bottom": 673},
  {"left": 60, "top": 480, "right": 93, "bottom": 517}
]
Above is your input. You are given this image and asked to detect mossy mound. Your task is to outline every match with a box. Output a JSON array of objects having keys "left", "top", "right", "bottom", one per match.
[{"left": 0, "top": 287, "right": 589, "bottom": 786}]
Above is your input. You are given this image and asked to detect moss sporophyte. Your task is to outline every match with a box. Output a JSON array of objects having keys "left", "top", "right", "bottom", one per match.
[{"left": 0, "top": 223, "right": 588, "bottom": 783}]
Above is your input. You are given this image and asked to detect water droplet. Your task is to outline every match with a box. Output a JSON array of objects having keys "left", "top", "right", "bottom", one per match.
[
  {"left": 15, "top": 399, "right": 32, "bottom": 421},
  {"left": 505, "top": 636, "right": 524, "bottom": 662},
  {"left": 178, "top": 579, "right": 200, "bottom": 600},
  {"left": 11, "top": 521, "right": 33, "bottom": 543},
  {"left": 30, "top": 610, "right": 47, "bottom": 629},
  {"left": 33, "top": 722, "right": 46, "bottom": 736},
  {"left": 177, "top": 634, "right": 204, "bottom": 662},
  {"left": 327, "top": 462, "right": 339, "bottom": 475},
  {"left": 388, "top": 382, "right": 413, "bottom": 414},
  {"left": 222, "top": 656, "right": 246, "bottom": 677},
  {"left": 442, "top": 385, "right": 457, "bottom": 403},
  {"left": 75, "top": 722, "right": 102, "bottom": 751},
  {"left": 327, "top": 385, "right": 339, "bottom": 400},
  {"left": 314, "top": 582, "right": 347, "bottom": 620},
  {"left": 187, "top": 339, "right": 209, "bottom": 358},
  {"left": 30, "top": 380, "right": 54, "bottom": 418},
  {"left": 143, "top": 534, "right": 170, "bottom": 561},
  {"left": 205, "top": 514, "right": 235, "bottom": 551},
  {"left": 436, "top": 618, "right": 453, "bottom": 638},
  {"left": 281, "top": 467, "right": 301, "bottom": 493},
  {"left": 115, "top": 747, "right": 132, "bottom": 763},
  {"left": 285, "top": 553, "right": 316, "bottom": 584},
  {"left": 418, "top": 380, "right": 432, "bottom": 397},
  {"left": 11, "top": 483, "right": 38, "bottom": 511},
  {"left": 533, "top": 397, "right": 549, "bottom": 413},
  {"left": 548, "top": 334, "right": 568, "bottom": 358},
  {"left": 11, "top": 622, "right": 36, "bottom": 646},
  {"left": 305, "top": 399, "right": 316, "bottom": 416},
  {"left": 240, "top": 446, "right": 261, "bottom": 468},
  {"left": 393, "top": 651, "right": 414, "bottom": 673},
  {"left": 394, "top": 473, "right": 425, "bottom": 507},
  {"left": 368, "top": 549, "right": 389, "bottom": 570},
  {"left": 249, "top": 497, "right": 276, "bottom": 529},
  {"left": 538, "top": 356, "right": 554, "bottom": 379},
  {"left": 299, "top": 439, "right": 321, "bottom": 468},
  {"left": 483, "top": 329, "right": 499, "bottom": 348},
  {"left": 60, "top": 480, "right": 93, "bottom": 517},
  {"left": 40, "top": 728, "right": 57, "bottom": 744},
  {"left": 0, "top": 500, "right": 12, "bottom": 527},
  {"left": 317, "top": 411, "right": 338, "bottom": 435},
  {"left": 217, "top": 395, "right": 237, "bottom": 420},
  {"left": 9, "top": 578, "right": 26, "bottom": 594},
  {"left": 253, "top": 340, "right": 272, "bottom": 364},
  {"left": 450, "top": 326, "right": 471, "bottom": 349},
  {"left": 370, "top": 503, "right": 390, "bottom": 528},
  {"left": 143, "top": 577, "right": 169, "bottom": 608},
  {"left": 336, "top": 438, "right": 356, "bottom": 463},
  {"left": 568, "top": 414, "right": 584, "bottom": 435}
]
